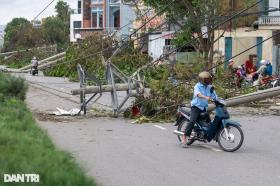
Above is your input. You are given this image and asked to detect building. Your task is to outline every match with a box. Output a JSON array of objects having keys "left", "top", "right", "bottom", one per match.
[
  {"left": 0, "top": 25, "right": 5, "bottom": 49},
  {"left": 70, "top": 0, "right": 136, "bottom": 42},
  {"left": 214, "top": 0, "right": 280, "bottom": 73},
  {"left": 31, "top": 20, "right": 42, "bottom": 29},
  {"left": 148, "top": 31, "right": 175, "bottom": 59},
  {"left": 130, "top": 3, "right": 179, "bottom": 60}
]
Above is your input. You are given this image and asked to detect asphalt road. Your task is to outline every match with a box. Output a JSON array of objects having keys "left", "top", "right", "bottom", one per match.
[{"left": 23, "top": 74, "right": 280, "bottom": 186}]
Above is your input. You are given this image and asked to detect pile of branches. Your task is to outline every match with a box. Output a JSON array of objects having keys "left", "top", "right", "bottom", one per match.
[{"left": 125, "top": 58, "right": 256, "bottom": 122}]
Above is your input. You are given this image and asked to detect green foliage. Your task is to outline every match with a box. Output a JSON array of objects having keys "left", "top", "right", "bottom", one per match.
[
  {"left": 3, "top": 1, "right": 71, "bottom": 52},
  {"left": 42, "top": 16, "right": 68, "bottom": 50},
  {"left": 143, "top": 0, "right": 217, "bottom": 50},
  {"left": 0, "top": 47, "right": 57, "bottom": 69},
  {"left": 0, "top": 73, "right": 27, "bottom": 101},
  {"left": 130, "top": 61, "right": 203, "bottom": 120},
  {"left": 172, "top": 27, "right": 195, "bottom": 49},
  {"left": 44, "top": 34, "right": 151, "bottom": 82},
  {"left": 128, "top": 55, "right": 255, "bottom": 121},
  {"left": 55, "top": 0, "right": 71, "bottom": 21},
  {"left": 3, "top": 18, "right": 44, "bottom": 51},
  {"left": 40, "top": 0, "right": 71, "bottom": 50},
  {"left": 144, "top": 0, "right": 258, "bottom": 65},
  {"left": 0, "top": 99, "right": 96, "bottom": 186}
]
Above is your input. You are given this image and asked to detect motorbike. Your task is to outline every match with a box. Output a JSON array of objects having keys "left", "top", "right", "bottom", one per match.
[
  {"left": 173, "top": 98, "right": 244, "bottom": 152},
  {"left": 30, "top": 66, "right": 38, "bottom": 76},
  {"left": 265, "top": 73, "right": 280, "bottom": 88}
]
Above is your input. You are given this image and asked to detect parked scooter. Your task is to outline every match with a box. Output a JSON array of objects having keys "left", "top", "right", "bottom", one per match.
[
  {"left": 173, "top": 98, "right": 244, "bottom": 152},
  {"left": 266, "top": 73, "right": 280, "bottom": 88},
  {"left": 30, "top": 66, "right": 38, "bottom": 76}
]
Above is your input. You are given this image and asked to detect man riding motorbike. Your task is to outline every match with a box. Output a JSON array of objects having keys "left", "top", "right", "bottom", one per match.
[
  {"left": 31, "top": 56, "right": 38, "bottom": 68},
  {"left": 31, "top": 56, "right": 39, "bottom": 75},
  {"left": 181, "top": 71, "right": 218, "bottom": 148}
]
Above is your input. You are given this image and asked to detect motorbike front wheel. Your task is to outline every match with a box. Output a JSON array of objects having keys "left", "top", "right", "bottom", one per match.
[
  {"left": 217, "top": 124, "right": 244, "bottom": 152},
  {"left": 177, "top": 118, "right": 195, "bottom": 145}
]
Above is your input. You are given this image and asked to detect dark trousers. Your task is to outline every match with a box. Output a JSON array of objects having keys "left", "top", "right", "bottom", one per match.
[{"left": 184, "top": 106, "right": 204, "bottom": 136}]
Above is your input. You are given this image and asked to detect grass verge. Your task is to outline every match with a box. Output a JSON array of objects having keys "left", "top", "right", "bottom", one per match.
[{"left": 0, "top": 98, "right": 97, "bottom": 186}]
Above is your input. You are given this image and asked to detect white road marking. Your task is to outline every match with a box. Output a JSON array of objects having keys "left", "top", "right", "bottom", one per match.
[
  {"left": 152, "top": 125, "right": 221, "bottom": 152},
  {"left": 199, "top": 144, "right": 222, "bottom": 152},
  {"left": 153, "top": 125, "right": 167, "bottom": 130}
]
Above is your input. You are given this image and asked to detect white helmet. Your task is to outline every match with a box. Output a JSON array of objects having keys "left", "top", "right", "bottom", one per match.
[
  {"left": 33, "top": 56, "right": 37, "bottom": 60},
  {"left": 265, "top": 60, "right": 270, "bottom": 65},
  {"left": 260, "top": 59, "right": 266, "bottom": 65}
]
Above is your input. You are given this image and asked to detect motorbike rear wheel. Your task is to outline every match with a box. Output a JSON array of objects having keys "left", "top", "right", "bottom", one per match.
[
  {"left": 177, "top": 118, "right": 195, "bottom": 145},
  {"left": 217, "top": 124, "right": 244, "bottom": 152}
]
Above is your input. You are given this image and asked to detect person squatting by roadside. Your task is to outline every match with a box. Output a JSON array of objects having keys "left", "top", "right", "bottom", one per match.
[
  {"left": 181, "top": 71, "right": 218, "bottom": 148},
  {"left": 235, "top": 65, "right": 246, "bottom": 88}
]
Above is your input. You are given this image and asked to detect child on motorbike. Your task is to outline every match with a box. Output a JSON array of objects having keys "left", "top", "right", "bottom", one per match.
[{"left": 181, "top": 71, "right": 218, "bottom": 148}]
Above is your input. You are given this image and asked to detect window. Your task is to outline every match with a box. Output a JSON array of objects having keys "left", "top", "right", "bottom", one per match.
[
  {"left": 78, "top": 0, "right": 81, "bottom": 14},
  {"left": 264, "top": 0, "right": 269, "bottom": 15},
  {"left": 110, "top": 0, "right": 120, "bottom": 3},
  {"left": 83, "top": 0, "right": 91, "bottom": 20},
  {"left": 113, "top": 10, "right": 120, "bottom": 28},
  {"left": 92, "top": 0, "right": 103, "bottom": 3},
  {"left": 91, "top": 6, "right": 103, "bottom": 28},
  {"left": 92, "top": 13, "right": 97, "bottom": 27},
  {"left": 99, "top": 13, "right": 103, "bottom": 28},
  {"left": 92, "top": 7, "right": 103, "bottom": 12},
  {"left": 74, "top": 21, "right": 82, "bottom": 28},
  {"left": 165, "top": 39, "right": 171, "bottom": 46}
]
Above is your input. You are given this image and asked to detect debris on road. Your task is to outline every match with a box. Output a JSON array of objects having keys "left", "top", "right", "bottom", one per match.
[{"left": 53, "top": 107, "right": 82, "bottom": 116}]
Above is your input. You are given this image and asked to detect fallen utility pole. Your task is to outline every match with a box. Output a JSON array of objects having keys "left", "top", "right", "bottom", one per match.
[
  {"left": 20, "top": 57, "right": 65, "bottom": 73},
  {"left": 71, "top": 84, "right": 133, "bottom": 95},
  {"left": 37, "top": 57, "right": 65, "bottom": 70},
  {"left": 0, "top": 45, "right": 57, "bottom": 57},
  {"left": 19, "top": 52, "right": 65, "bottom": 70},
  {"left": 73, "top": 63, "right": 144, "bottom": 116},
  {"left": 208, "top": 86, "right": 280, "bottom": 111}
]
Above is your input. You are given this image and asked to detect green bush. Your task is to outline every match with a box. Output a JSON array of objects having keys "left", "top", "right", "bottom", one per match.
[
  {"left": 0, "top": 99, "right": 96, "bottom": 186},
  {"left": 0, "top": 72, "right": 95, "bottom": 185},
  {"left": 0, "top": 73, "right": 27, "bottom": 101}
]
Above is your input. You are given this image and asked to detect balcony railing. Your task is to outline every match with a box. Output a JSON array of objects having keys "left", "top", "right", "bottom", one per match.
[
  {"left": 259, "top": 16, "right": 280, "bottom": 25},
  {"left": 110, "top": 0, "right": 120, "bottom": 3}
]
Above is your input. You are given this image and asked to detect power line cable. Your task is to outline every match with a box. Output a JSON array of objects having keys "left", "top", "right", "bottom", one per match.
[
  {"left": 39, "top": 1, "right": 171, "bottom": 68},
  {"left": 135, "top": 0, "right": 264, "bottom": 73},
  {"left": 151, "top": 30, "right": 280, "bottom": 108},
  {"left": 51, "top": 0, "right": 263, "bottom": 82},
  {"left": 32, "top": 0, "right": 57, "bottom": 22},
  {"left": 44, "top": 19, "right": 169, "bottom": 69},
  {"left": 130, "top": 0, "right": 267, "bottom": 109},
  {"left": 104, "top": 0, "right": 177, "bottom": 62}
]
